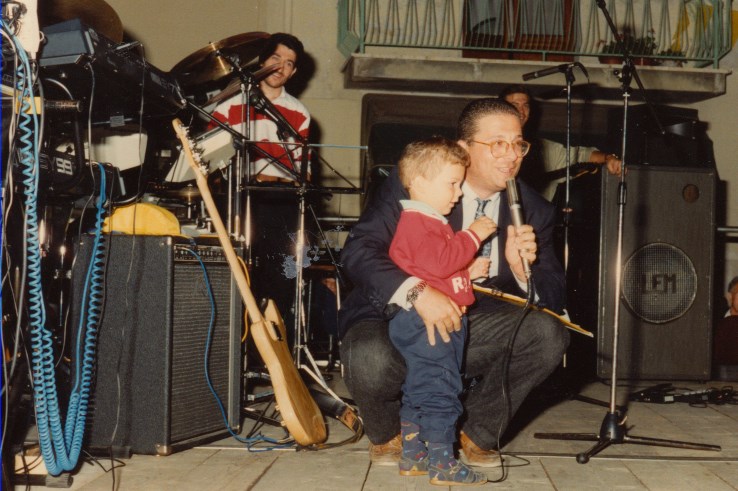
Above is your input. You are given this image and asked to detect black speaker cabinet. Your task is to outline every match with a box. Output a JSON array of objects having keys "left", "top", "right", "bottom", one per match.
[
  {"left": 71, "top": 235, "right": 243, "bottom": 456},
  {"left": 597, "top": 166, "right": 716, "bottom": 380}
]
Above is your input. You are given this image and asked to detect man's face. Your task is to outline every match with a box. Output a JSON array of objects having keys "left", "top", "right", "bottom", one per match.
[
  {"left": 504, "top": 92, "right": 531, "bottom": 127},
  {"left": 261, "top": 43, "right": 298, "bottom": 90},
  {"left": 459, "top": 113, "right": 524, "bottom": 197}
]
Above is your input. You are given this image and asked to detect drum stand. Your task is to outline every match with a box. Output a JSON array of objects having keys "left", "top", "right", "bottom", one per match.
[
  {"left": 238, "top": 86, "right": 344, "bottom": 401},
  {"left": 534, "top": 0, "right": 719, "bottom": 462}
]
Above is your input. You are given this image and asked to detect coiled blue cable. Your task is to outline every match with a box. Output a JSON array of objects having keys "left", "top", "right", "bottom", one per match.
[
  {"left": 7, "top": 23, "right": 70, "bottom": 475},
  {"left": 5, "top": 18, "right": 110, "bottom": 473},
  {"left": 65, "top": 164, "right": 107, "bottom": 462}
]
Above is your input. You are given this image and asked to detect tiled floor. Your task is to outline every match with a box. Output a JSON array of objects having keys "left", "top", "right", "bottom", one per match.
[{"left": 12, "top": 370, "right": 738, "bottom": 490}]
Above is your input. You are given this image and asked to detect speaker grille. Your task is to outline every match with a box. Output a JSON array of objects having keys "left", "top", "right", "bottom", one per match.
[
  {"left": 73, "top": 235, "right": 242, "bottom": 454},
  {"left": 171, "top": 263, "right": 235, "bottom": 441},
  {"left": 622, "top": 242, "right": 697, "bottom": 324}
]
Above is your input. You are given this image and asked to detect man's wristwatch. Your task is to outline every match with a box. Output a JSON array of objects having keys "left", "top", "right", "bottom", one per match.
[{"left": 406, "top": 281, "right": 428, "bottom": 305}]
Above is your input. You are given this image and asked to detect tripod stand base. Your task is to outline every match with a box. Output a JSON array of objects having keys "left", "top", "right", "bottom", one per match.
[{"left": 535, "top": 411, "right": 721, "bottom": 464}]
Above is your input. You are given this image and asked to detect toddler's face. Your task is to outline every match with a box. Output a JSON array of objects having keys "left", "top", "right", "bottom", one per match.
[{"left": 409, "top": 163, "right": 465, "bottom": 216}]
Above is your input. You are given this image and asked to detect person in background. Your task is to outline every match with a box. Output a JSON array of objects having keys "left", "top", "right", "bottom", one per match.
[
  {"left": 724, "top": 276, "right": 738, "bottom": 317},
  {"left": 339, "top": 98, "right": 569, "bottom": 470},
  {"left": 714, "top": 276, "right": 738, "bottom": 379},
  {"left": 499, "top": 84, "right": 621, "bottom": 201}
]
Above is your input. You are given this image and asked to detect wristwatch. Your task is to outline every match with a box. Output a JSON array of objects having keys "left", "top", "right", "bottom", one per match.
[{"left": 406, "top": 281, "right": 428, "bottom": 305}]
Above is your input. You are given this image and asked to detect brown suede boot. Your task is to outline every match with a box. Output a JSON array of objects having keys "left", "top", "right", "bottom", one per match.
[
  {"left": 368, "top": 434, "right": 402, "bottom": 466},
  {"left": 459, "top": 432, "right": 504, "bottom": 468}
]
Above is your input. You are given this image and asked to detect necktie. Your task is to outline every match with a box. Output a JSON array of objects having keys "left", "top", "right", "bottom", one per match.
[{"left": 475, "top": 198, "right": 492, "bottom": 258}]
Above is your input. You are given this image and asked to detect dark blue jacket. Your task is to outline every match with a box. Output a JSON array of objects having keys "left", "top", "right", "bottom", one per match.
[{"left": 338, "top": 169, "right": 565, "bottom": 339}]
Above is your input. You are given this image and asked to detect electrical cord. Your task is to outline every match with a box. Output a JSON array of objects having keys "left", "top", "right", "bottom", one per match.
[
  {"left": 64, "top": 163, "right": 108, "bottom": 462},
  {"left": 182, "top": 246, "right": 295, "bottom": 451},
  {"left": 3, "top": 19, "right": 80, "bottom": 475},
  {"left": 489, "top": 275, "right": 535, "bottom": 484}
]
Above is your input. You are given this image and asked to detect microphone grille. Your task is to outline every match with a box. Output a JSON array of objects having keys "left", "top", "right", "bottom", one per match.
[{"left": 506, "top": 178, "right": 520, "bottom": 204}]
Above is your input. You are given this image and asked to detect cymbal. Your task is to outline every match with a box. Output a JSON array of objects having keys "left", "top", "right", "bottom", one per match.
[
  {"left": 170, "top": 32, "right": 270, "bottom": 87},
  {"left": 40, "top": 0, "right": 123, "bottom": 44},
  {"left": 204, "top": 63, "right": 280, "bottom": 106},
  {"left": 159, "top": 185, "right": 201, "bottom": 201}
]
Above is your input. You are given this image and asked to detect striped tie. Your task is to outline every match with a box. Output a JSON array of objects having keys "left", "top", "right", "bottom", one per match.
[{"left": 475, "top": 198, "right": 491, "bottom": 258}]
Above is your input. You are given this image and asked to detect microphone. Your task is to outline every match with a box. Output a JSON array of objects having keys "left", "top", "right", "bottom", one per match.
[
  {"left": 506, "top": 178, "right": 531, "bottom": 279},
  {"left": 522, "top": 62, "right": 588, "bottom": 81},
  {"left": 249, "top": 90, "right": 304, "bottom": 142}
]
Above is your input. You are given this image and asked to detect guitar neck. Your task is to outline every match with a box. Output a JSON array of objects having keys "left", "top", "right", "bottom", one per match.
[{"left": 172, "top": 119, "right": 263, "bottom": 324}]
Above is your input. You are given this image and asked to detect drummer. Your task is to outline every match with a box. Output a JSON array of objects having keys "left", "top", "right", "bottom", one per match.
[
  {"left": 209, "top": 32, "right": 310, "bottom": 184},
  {"left": 209, "top": 32, "right": 313, "bottom": 338}
]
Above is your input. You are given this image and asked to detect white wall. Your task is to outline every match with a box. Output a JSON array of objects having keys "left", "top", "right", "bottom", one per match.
[{"left": 105, "top": 0, "right": 737, "bottom": 283}]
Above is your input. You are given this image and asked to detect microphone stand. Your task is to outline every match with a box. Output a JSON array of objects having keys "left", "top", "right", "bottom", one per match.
[
  {"left": 561, "top": 63, "right": 579, "bottom": 273},
  {"left": 522, "top": 62, "right": 588, "bottom": 273},
  {"left": 533, "top": 0, "right": 720, "bottom": 462},
  {"left": 243, "top": 89, "right": 340, "bottom": 397}
]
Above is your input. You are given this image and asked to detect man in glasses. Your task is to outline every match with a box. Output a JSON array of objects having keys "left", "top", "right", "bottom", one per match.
[{"left": 339, "top": 98, "right": 568, "bottom": 470}]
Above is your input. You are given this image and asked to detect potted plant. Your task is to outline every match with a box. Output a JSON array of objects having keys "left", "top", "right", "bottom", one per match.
[
  {"left": 598, "top": 33, "right": 657, "bottom": 65},
  {"left": 657, "top": 47, "right": 686, "bottom": 67}
]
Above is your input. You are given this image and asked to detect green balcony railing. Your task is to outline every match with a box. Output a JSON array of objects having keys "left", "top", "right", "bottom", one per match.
[{"left": 338, "top": 0, "right": 733, "bottom": 68}]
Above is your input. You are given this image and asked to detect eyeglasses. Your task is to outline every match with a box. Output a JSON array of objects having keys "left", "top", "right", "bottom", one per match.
[{"left": 471, "top": 139, "right": 531, "bottom": 158}]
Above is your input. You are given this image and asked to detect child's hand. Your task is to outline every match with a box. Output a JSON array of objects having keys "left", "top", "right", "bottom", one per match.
[
  {"left": 468, "top": 257, "right": 490, "bottom": 280},
  {"left": 469, "top": 216, "right": 496, "bottom": 242}
]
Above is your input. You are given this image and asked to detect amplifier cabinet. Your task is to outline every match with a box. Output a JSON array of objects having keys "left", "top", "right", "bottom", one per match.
[{"left": 71, "top": 235, "right": 242, "bottom": 456}]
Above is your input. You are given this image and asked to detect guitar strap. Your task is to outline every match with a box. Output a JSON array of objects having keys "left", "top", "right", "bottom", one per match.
[{"left": 303, "top": 389, "right": 364, "bottom": 449}]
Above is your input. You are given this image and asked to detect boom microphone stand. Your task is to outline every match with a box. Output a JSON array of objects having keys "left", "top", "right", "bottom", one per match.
[
  {"left": 523, "top": 61, "right": 589, "bottom": 272},
  {"left": 533, "top": 0, "right": 720, "bottom": 462}
]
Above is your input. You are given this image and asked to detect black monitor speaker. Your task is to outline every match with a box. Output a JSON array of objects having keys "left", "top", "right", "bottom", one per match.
[{"left": 596, "top": 166, "right": 715, "bottom": 380}]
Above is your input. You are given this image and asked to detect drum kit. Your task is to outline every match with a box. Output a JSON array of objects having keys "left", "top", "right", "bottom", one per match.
[{"left": 161, "top": 28, "right": 360, "bottom": 377}]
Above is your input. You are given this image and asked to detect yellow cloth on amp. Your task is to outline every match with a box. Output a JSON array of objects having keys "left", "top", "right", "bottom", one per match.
[{"left": 103, "top": 203, "right": 182, "bottom": 236}]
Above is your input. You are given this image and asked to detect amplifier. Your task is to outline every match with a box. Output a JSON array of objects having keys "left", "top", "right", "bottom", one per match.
[{"left": 71, "top": 235, "right": 243, "bottom": 456}]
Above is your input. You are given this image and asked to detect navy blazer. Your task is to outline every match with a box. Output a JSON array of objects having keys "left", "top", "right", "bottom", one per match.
[{"left": 338, "top": 168, "right": 565, "bottom": 338}]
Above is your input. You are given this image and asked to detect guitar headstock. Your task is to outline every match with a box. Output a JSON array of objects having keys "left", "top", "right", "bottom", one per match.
[{"left": 171, "top": 118, "right": 208, "bottom": 177}]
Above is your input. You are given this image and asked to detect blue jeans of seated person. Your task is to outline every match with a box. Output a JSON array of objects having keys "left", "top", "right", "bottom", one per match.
[
  {"left": 388, "top": 308, "right": 466, "bottom": 444},
  {"left": 340, "top": 303, "right": 570, "bottom": 449}
]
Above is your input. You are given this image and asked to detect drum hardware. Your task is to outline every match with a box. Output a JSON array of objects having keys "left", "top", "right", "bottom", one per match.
[{"left": 204, "top": 63, "right": 281, "bottom": 107}]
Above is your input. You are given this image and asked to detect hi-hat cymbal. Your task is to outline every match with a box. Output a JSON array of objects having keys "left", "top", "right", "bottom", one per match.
[
  {"left": 40, "top": 0, "right": 123, "bottom": 43},
  {"left": 204, "top": 63, "right": 280, "bottom": 106},
  {"left": 159, "top": 185, "right": 201, "bottom": 201},
  {"left": 170, "top": 32, "right": 270, "bottom": 87}
]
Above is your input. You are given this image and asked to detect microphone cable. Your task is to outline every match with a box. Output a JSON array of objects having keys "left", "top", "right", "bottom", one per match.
[{"left": 489, "top": 181, "right": 537, "bottom": 482}]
